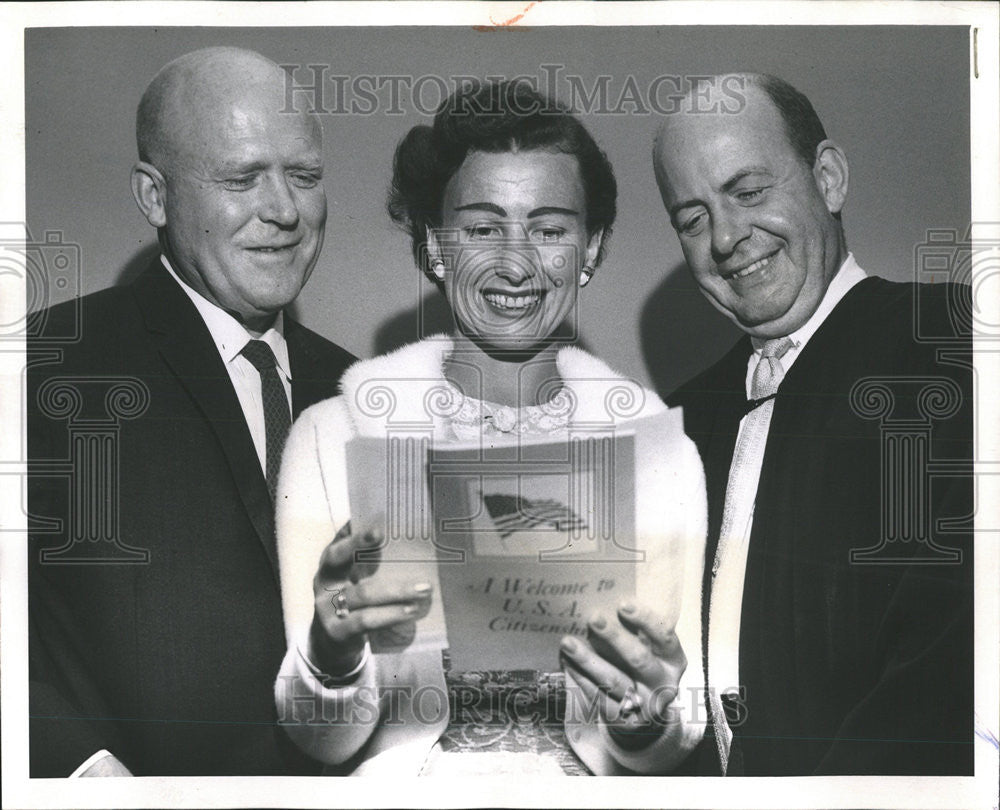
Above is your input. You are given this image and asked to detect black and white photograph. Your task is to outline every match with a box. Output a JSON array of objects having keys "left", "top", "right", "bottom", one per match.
[{"left": 1, "top": 2, "right": 998, "bottom": 808}]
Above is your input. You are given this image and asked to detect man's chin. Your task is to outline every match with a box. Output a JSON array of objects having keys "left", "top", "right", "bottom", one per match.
[
  {"left": 736, "top": 301, "right": 818, "bottom": 339},
  {"left": 246, "top": 279, "right": 309, "bottom": 314}
]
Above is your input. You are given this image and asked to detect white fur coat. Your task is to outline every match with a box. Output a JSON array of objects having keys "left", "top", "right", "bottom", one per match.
[{"left": 274, "top": 336, "right": 707, "bottom": 775}]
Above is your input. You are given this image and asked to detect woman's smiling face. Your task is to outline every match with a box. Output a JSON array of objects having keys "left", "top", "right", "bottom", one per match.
[{"left": 432, "top": 149, "right": 601, "bottom": 354}]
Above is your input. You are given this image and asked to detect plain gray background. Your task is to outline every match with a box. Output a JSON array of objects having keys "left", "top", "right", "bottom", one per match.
[{"left": 26, "top": 26, "right": 970, "bottom": 394}]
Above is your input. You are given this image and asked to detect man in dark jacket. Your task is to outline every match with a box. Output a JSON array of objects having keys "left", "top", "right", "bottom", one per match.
[
  {"left": 28, "top": 47, "right": 355, "bottom": 776},
  {"left": 653, "top": 73, "right": 973, "bottom": 775}
]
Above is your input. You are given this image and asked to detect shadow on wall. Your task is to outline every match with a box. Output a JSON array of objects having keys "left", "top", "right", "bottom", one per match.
[
  {"left": 373, "top": 291, "right": 592, "bottom": 358},
  {"left": 114, "top": 242, "right": 314, "bottom": 325},
  {"left": 640, "top": 261, "right": 744, "bottom": 399},
  {"left": 374, "top": 291, "right": 454, "bottom": 355},
  {"left": 114, "top": 245, "right": 448, "bottom": 350},
  {"left": 113, "top": 244, "right": 596, "bottom": 361},
  {"left": 114, "top": 243, "right": 161, "bottom": 287}
]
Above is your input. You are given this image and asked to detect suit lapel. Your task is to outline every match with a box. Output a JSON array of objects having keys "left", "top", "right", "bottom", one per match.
[
  {"left": 702, "top": 338, "right": 752, "bottom": 567},
  {"left": 284, "top": 317, "right": 333, "bottom": 420},
  {"left": 768, "top": 278, "right": 877, "bottom": 411},
  {"left": 705, "top": 338, "right": 756, "bottom": 776},
  {"left": 693, "top": 337, "right": 752, "bottom": 750},
  {"left": 761, "top": 279, "right": 877, "bottom": 480},
  {"left": 130, "top": 263, "right": 280, "bottom": 582}
]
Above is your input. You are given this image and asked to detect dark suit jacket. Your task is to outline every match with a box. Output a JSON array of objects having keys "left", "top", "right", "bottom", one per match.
[
  {"left": 27, "top": 262, "right": 356, "bottom": 776},
  {"left": 668, "top": 277, "right": 974, "bottom": 775}
]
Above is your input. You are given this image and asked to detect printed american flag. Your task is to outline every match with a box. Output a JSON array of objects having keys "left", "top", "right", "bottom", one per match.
[{"left": 483, "top": 493, "right": 587, "bottom": 539}]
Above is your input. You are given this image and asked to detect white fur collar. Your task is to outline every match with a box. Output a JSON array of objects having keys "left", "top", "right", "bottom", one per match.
[{"left": 339, "top": 334, "right": 665, "bottom": 437}]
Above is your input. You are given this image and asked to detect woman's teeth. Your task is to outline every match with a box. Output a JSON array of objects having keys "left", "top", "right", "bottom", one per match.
[{"left": 484, "top": 292, "right": 540, "bottom": 309}]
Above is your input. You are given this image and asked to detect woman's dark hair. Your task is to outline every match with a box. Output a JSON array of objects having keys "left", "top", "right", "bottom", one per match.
[{"left": 388, "top": 80, "right": 617, "bottom": 285}]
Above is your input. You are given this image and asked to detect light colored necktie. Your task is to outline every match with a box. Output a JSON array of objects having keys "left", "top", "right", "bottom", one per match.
[
  {"left": 240, "top": 339, "right": 291, "bottom": 503},
  {"left": 709, "top": 336, "right": 794, "bottom": 774}
]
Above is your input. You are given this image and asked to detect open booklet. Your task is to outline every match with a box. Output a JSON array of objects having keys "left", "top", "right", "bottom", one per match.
[{"left": 345, "top": 409, "right": 680, "bottom": 674}]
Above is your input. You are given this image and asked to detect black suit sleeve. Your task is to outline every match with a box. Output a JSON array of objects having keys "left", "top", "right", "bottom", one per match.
[
  {"left": 817, "top": 394, "right": 974, "bottom": 774},
  {"left": 29, "top": 583, "right": 129, "bottom": 776},
  {"left": 813, "top": 564, "right": 973, "bottom": 775},
  {"left": 667, "top": 283, "right": 974, "bottom": 776},
  {"left": 27, "top": 393, "right": 128, "bottom": 776},
  {"left": 811, "top": 284, "right": 974, "bottom": 775}
]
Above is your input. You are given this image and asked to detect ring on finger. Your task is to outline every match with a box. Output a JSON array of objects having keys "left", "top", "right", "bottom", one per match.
[
  {"left": 331, "top": 590, "right": 350, "bottom": 619},
  {"left": 619, "top": 683, "right": 642, "bottom": 716}
]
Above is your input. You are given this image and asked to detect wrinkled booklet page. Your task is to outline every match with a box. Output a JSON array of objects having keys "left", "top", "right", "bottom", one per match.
[{"left": 346, "top": 410, "right": 686, "bottom": 672}]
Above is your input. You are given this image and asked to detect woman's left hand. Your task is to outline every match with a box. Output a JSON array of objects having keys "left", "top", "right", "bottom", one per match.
[{"left": 559, "top": 603, "right": 688, "bottom": 749}]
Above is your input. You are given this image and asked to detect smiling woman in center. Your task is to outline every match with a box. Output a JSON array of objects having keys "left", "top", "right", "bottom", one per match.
[
  {"left": 429, "top": 146, "right": 602, "bottom": 409},
  {"left": 273, "top": 79, "right": 708, "bottom": 776}
]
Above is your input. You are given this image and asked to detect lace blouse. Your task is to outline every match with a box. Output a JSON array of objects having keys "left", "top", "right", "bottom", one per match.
[{"left": 445, "top": 383, "right": 574, "bottom": 441}]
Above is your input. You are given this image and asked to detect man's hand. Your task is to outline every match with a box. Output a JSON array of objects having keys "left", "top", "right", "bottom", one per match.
[
  {"left": 560, "top": 603, "right": 687, "bottom": 749},
  {"left": 308, "top": 519, "right": 433, "bottom": 677}
]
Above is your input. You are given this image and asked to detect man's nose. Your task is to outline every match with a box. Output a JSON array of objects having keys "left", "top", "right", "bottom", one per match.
[
  {"left": 258, "top": 174, "right": 299, "bottom": 228},
  {"left": 710, "top": 204, "right": 751, "bottom": 259}
]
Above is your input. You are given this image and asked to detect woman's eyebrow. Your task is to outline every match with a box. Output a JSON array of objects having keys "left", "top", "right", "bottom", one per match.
[
  {"left": 452, "top": 203, "right": 579, "bottom": 217},
  {"left": 453, "top": 202, "right": 507, "bottom": 216},
  {"left": 527, "top": 206, "right": 578, "bottom": 218}
]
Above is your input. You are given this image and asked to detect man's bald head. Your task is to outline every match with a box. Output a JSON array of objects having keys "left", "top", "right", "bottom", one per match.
[
  {"left": 651, "top": 72, "right": 849, "bottom": 339},
  {"left": 130, "top": 46, "right": 327, "bottom": 334},
  {"left": 136, "top": 47, "right": 319, "bottom": 173},
  {"left": 654, "top": 73, "right": 828, "bottom": 186}
]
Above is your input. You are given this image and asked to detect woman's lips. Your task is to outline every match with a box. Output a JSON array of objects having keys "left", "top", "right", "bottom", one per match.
[{"left": 482, "top": 291, "right": 542, "bottom": 310}]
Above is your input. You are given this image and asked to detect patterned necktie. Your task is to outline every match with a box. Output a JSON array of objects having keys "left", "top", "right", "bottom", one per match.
[
  {"left": 708, "top": 336, "right": 794, "bottom": 774},
  {"left": 240, "top": 340, "right": 291, "bottom": 503}
]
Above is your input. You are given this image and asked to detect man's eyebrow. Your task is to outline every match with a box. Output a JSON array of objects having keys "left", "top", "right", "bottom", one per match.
[
  {"left": 720, "top": 167, "right": 773, "bottom": 194},
  {"left": 215, "top": 159, "right": 267, "bottom": 175},
  {"left": 668, "top": 167, "right": 774, "bottom": 218},
  {"left": 668, "top": 197, "right": 701, "bottom": 219},
  {"left": 215, "top": 159, "right": 323, "bottom": 174}
]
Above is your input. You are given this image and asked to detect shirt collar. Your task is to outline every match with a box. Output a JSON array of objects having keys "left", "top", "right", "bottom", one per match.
[
  {"left": 160, "top": 255, "right": 291, "bottom": 379},
  {"left": 751, "top": 252, "right": 867, "bottom": 356}
]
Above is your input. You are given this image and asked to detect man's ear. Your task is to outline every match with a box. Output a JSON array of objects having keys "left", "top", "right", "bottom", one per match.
[
  {"left": 812, "top": 140, "right": 849, "bottom": 216},
  {"left": 131, "top": 161, "right": 168, "bottom": 228},
  {"left": 584, "top": 228, "right": 604, "bottom": 270},
  {"left": 425, "top": 227, "right": 446, "bottom": 282}
]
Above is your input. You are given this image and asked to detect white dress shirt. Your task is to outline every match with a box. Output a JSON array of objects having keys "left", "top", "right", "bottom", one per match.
[
  {"left": 161, "top": 256, "right": 293, "bottom": 476},
  {"left": 708, "top": 254, "right": 867, "bottom": 710}
]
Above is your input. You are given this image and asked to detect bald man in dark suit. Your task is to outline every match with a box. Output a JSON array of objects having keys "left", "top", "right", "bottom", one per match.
[{"left": 28, "top": 47, "right": 355, "bottom": 776}]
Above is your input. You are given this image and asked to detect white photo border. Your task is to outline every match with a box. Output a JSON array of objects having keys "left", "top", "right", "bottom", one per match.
[{"left": 1, "top": 2, "right": 997, "bottom": 808}]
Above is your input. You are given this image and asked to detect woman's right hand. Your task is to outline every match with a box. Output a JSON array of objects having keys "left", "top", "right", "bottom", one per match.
[
  {"left": 308, "top": 519, "right": 434, "bottom": 678},
  {"left": 560, "top": 604, "right": 688, "bottom": 750}
]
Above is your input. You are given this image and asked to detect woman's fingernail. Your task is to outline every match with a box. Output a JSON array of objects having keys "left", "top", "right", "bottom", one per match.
[
  {"left": 413, "top": 582, "right": 432, "bottom": 595},
  {"left": 619, "top": 602, "right": 636, "bottom": 614},
  {"left": 403, "top": 603, "right": 418, "bottom": 615},
  {"left": 589, "top": 613, "right": 607, "bottom": 630},
  {"left": 560, "top": 636, "right": 578, "bottom": 654}
]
